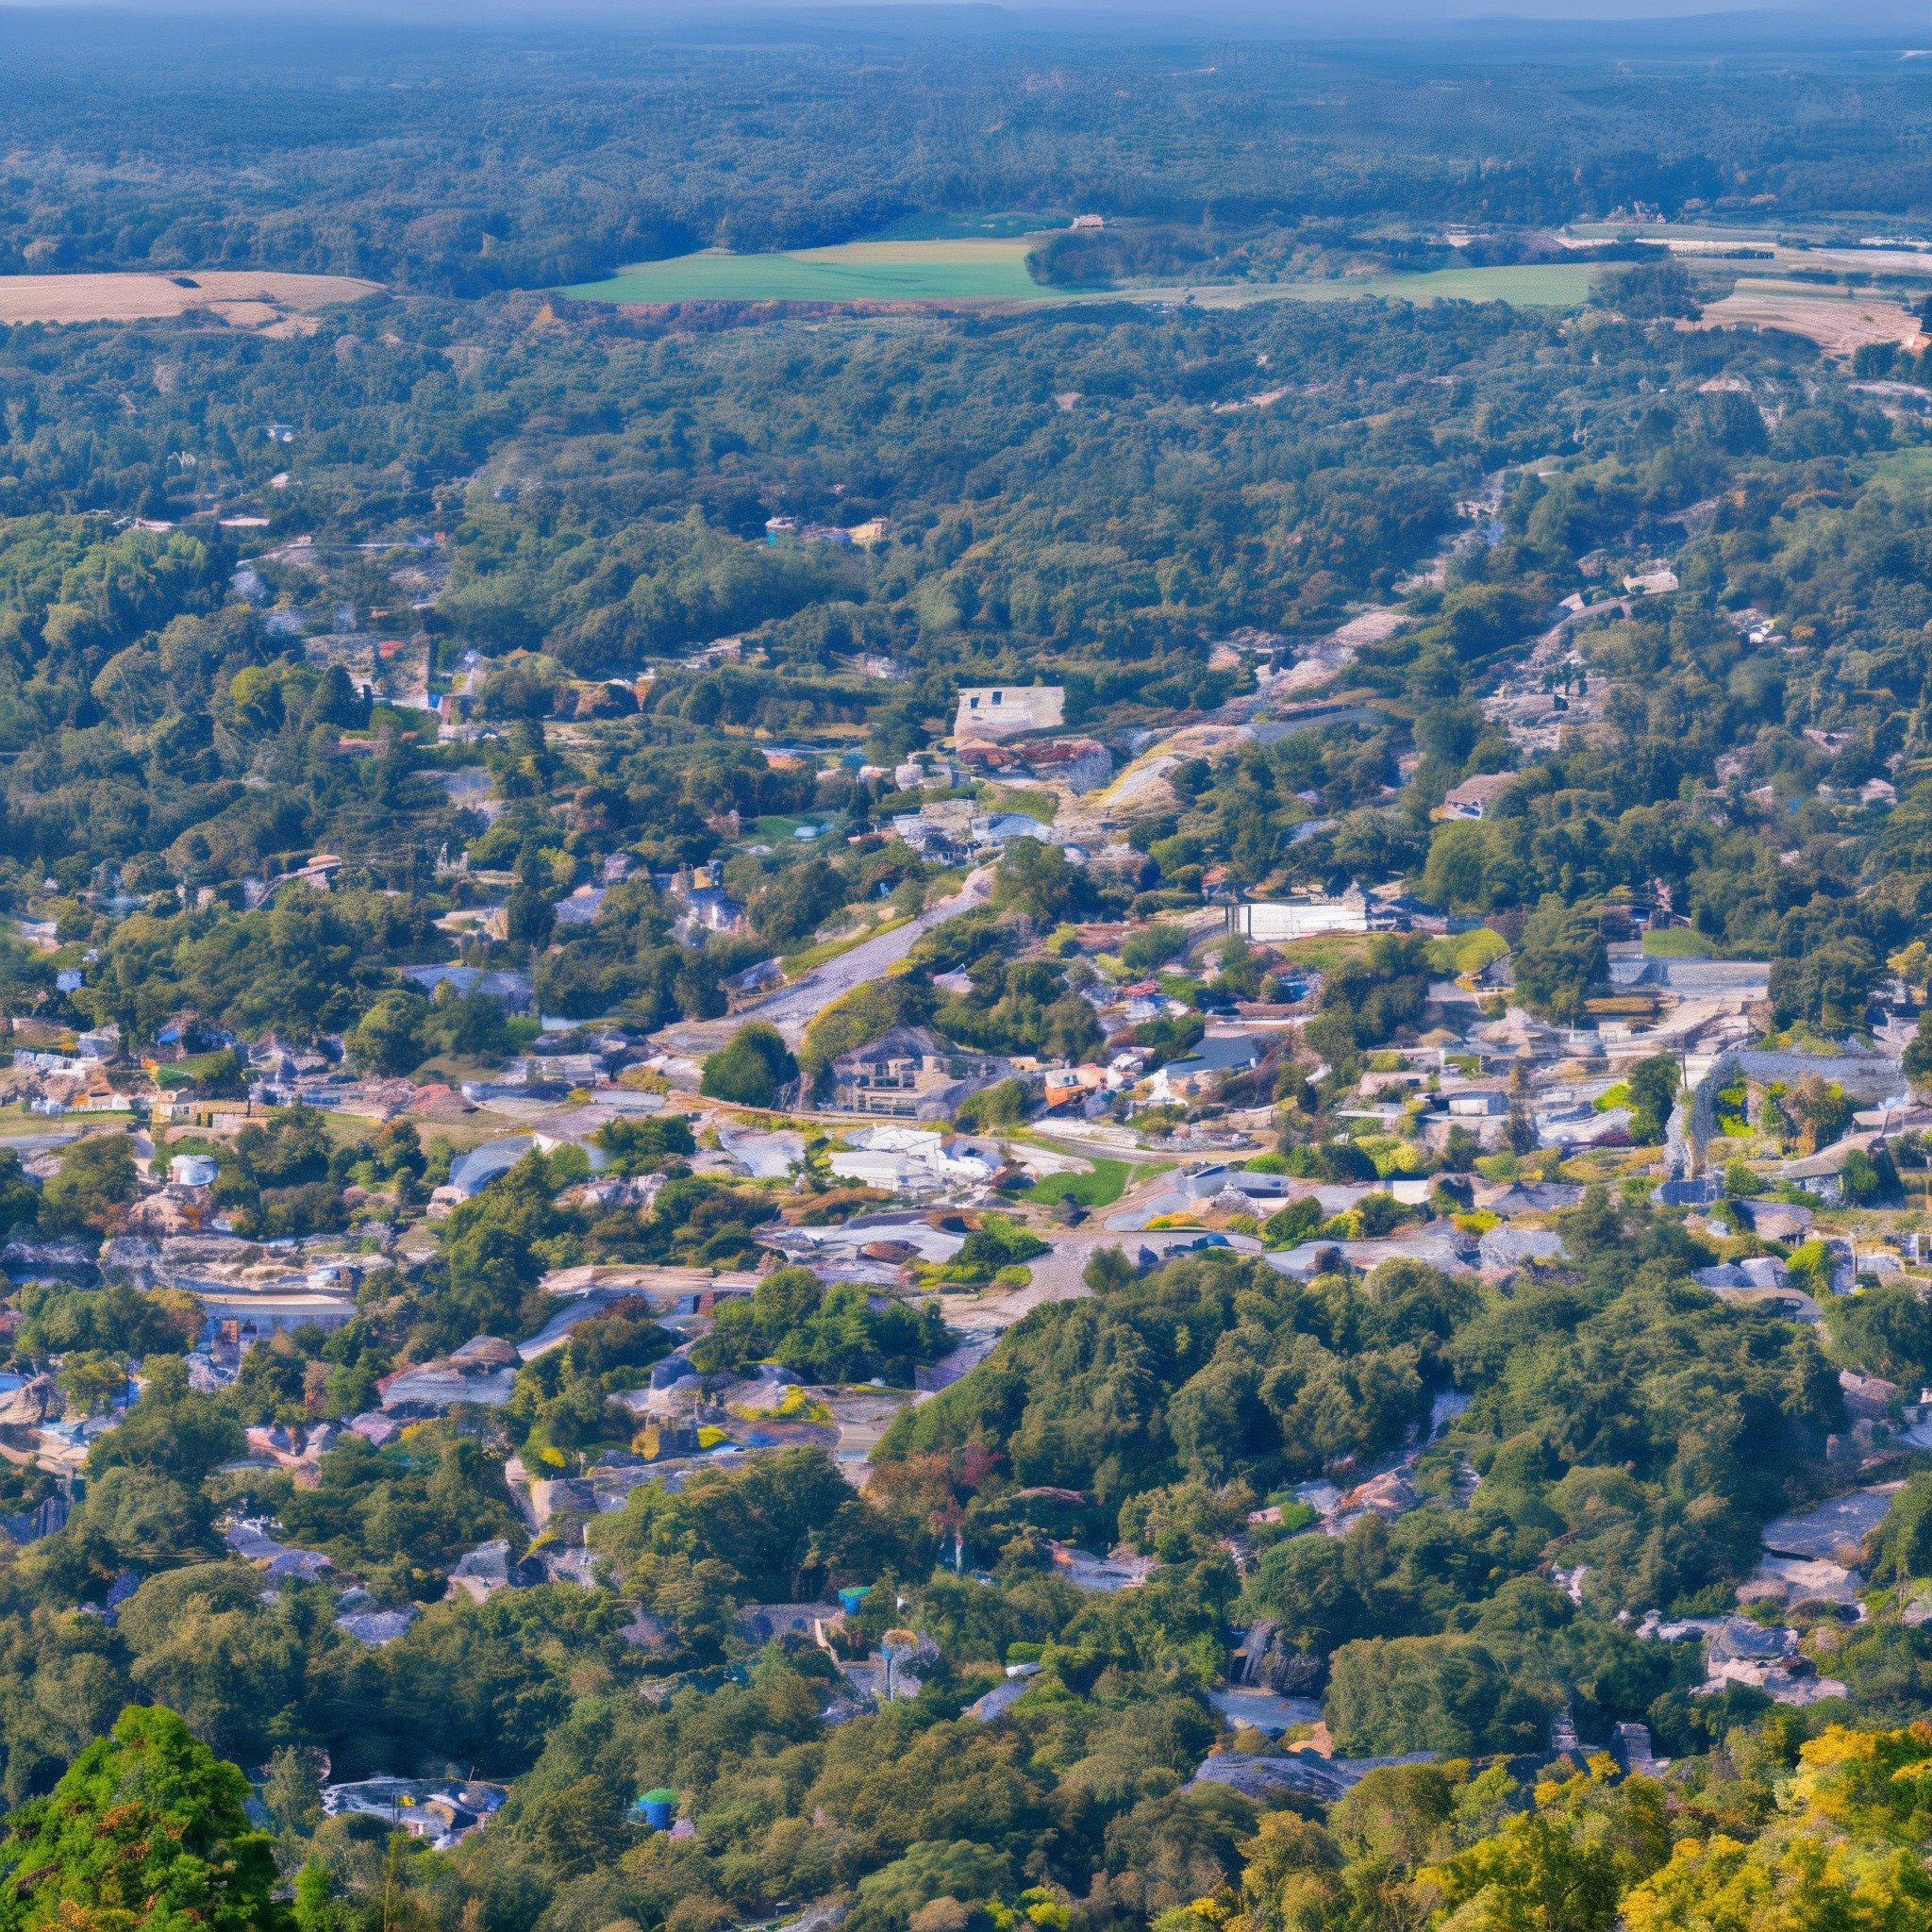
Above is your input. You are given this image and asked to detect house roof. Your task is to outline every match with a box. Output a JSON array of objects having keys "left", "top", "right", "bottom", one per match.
[
  {"left": 1777, "top": 1130, "right": 1884, "bottom": 1179},
  {"left": 1162, "top": 1034, "right": 1263, "bottom": 1075},
  {"left": 1443, "top": 773, "right": 1519, "bottom": 809}
]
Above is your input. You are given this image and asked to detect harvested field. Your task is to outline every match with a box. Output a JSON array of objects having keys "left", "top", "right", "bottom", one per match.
[
  {"left": 0, "top": 271, "right": 382, "bottom": 328},
  {"left": 1693, "top": 282, "right": 1927, "bottom": 357}
]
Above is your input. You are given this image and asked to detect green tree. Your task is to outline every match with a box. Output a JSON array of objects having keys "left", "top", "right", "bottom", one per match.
[
  {"left": 1906, "top": 1010, "right": 1932, "bottom": 1093},
  {"left": 0, "top": 1149, "right": 41, "bottom": 1241},
  {"left": 346, "top": 989, "right": 429, "bottom": 1075},
  {"left": 1626, "top": 1054, "right": 1679, "bottom": 1144},
  {"left": 41, "top": 1134, "right": 138, "bottom": 1235},
  {"left": 0, "top": 1704, "right": 286, "bottom": 1932},
  {"left": 1511, "top": 898, "right": 1607, "bottom": 1025},
  {"left": 700, "top": 1022, "right": 798, "bottom": 1108},
  {"left": 261, "top": 1744, "right": 325, "bottom": 1838}
]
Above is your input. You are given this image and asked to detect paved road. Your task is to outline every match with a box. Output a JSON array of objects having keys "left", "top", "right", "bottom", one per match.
[{"left": 666, "top": 867, "right": 995, "bottom": 1052}]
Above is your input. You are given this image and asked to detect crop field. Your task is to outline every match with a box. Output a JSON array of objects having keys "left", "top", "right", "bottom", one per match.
[
  {"left": 564, "top": 249, "right": 1603, "bottom": 312},
  {"left": 0, "top": 270, "right": 381, "bottom": 327},
  {"left": 1692, "top": 280, "right": 1926, "bottom": 355},
  {"left": 562, "top": 239, "right": 1045, "bottom": 304}
]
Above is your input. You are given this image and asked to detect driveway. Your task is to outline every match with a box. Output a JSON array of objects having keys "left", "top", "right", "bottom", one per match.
[{"left": 665, "top": 867, "right": 994, "bottom": 1052}]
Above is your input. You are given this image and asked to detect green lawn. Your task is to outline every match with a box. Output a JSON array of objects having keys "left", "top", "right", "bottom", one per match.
[
  {"left": 1009, "top": 1158, "right": 1135, "bottom": 1209},
  {"left": 750, "top": 814, "right": 838, "bottom": 846},
  {"left": 1643, "top": 927, "right": 1714, "bottom": 958},
  {"left": 564, "top": 240, "right": 1045, "bottom": 305}
]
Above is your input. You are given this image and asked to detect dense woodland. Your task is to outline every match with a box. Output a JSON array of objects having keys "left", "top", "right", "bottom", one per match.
[{"left": 6, "top": 19, "right": 1932, "bottom": 289}]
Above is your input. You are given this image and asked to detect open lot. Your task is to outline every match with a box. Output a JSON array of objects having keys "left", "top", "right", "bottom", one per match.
[{"left": 0, "top": 270, "right": 382, "bottom": 328}]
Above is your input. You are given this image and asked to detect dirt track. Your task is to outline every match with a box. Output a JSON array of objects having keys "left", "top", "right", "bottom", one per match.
[{"left": 0, "top": 271, "right": 383, "bottom": 327}]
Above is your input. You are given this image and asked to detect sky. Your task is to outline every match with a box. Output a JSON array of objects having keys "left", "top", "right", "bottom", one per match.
[{"left": 3, "top": 0, "right": 1924, "bottom": 39}]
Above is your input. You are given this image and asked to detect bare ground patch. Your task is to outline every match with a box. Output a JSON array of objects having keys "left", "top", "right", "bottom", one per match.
[{"left": 0, "top": 270, "right": 382, "bottom": 327}]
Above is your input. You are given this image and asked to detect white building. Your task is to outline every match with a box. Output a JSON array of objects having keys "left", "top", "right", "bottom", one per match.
[{"left": 1235, "top": 886, "right": 1393, "bottom": 942}]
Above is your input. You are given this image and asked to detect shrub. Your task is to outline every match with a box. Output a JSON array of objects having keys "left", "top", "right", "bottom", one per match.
[{"left": 700, "top": 1023, "right": 798, "bottom": 1108}]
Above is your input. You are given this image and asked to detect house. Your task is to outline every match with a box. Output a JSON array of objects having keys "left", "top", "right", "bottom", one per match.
[
  {"left": 1147, "top": 1033, "right": 1263, "bottom": 1104},
  {"left": 188, "top": 1290, "right": 358, "bottom": 1348},
  {"left": 1441, "top": 773, "right": 1519, "bottom": 821},
  {"left": 1042, "top": 1065, "right": 1107, "bottom": 1112},
  {"left": 1445, "top": 1088, "right": 1509, "bottom": 1117},
  {"left": 1234, "top": 885, "right": 1395, "bottom": 942},
  {"left": 1775, "top": 1132, "right": 1886, "bottom": 1206},
  {"left": 827, "top": 1128, "right": 1001, "bottom": 1193},
  {"left": 827, "top": 1025, "right": 1008, "bottom": 1121},
  {"left": 953, "top": 685, "right": 1066, "bottom": 743},
  {"left": 377, "top": 1336, "right": 521, "bottom": 1415}
]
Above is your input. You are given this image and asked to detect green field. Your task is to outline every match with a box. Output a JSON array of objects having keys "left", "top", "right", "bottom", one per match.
[
  {"left": 1269, "top": 264, "right": 1597, "bottom": 308},
  {"left": 563, "top": 246, "right": 1598, "bottom": 313},
  {"left": 563, "top": 239, "right": 1045, "bottom": 304}
]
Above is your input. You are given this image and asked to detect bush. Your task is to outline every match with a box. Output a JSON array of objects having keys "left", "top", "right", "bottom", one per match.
[
  {"left": 957, "top": 1077, "right": 1026, "bottom": 1130},
  {"left": 700, "top": 1023, "right": 798, "bottom": 1108}
]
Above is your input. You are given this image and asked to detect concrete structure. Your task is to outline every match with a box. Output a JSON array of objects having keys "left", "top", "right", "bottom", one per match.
[
  {"left": 953, "top": 685, "right": 1065, "bottom": 742},
  {"left": 826, "top": 1127, "right": 1002, "bottom": 1194},
  {"left": 323, "top": 1778, "right": 507, "bottom": 1850},
  {"left": 447, "top": 1137, "right": 535, "bottom": 1199},
  {"left": 1234, "top": 885, "right": 1394, "bottom": 942},
  {"left": 1478, "top": 1226, "right": 1567, "bottom": 1271},
  {"left": 189, "top": 1289, "right": 358, "bottom": 1346},
  {"left": 957, "top": 736, "right": 1112, "bottom": 793},
  {"left": 827, "top": 1025, "right": 1008, "bottom": 1121},
  {"left": 399, "top": 964, "right": 534, "bottom": 1010}
]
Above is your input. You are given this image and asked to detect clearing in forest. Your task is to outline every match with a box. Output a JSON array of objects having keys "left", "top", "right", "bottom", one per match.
[
  {"left": 562, "top": 239, "right": 1045, "bottom": 304},
  {"left": 0, "top": 271, "right": 382, "bottom": 328}
]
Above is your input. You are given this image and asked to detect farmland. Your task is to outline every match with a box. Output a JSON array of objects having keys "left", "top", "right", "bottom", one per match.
[
  {"left": 0, "top": 270, "right": 381, "bottom": 327},
  {"left": 562, "top": 238, "right": 1045, "bottom": 305},
  {"left": 1691, "top": 279, "right": 1927, "bottom": 355}
]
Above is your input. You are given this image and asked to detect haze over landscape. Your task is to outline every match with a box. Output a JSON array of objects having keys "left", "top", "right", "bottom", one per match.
[{"left": 5, "top": 8, "right": 1932, "bottom": 1932}]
